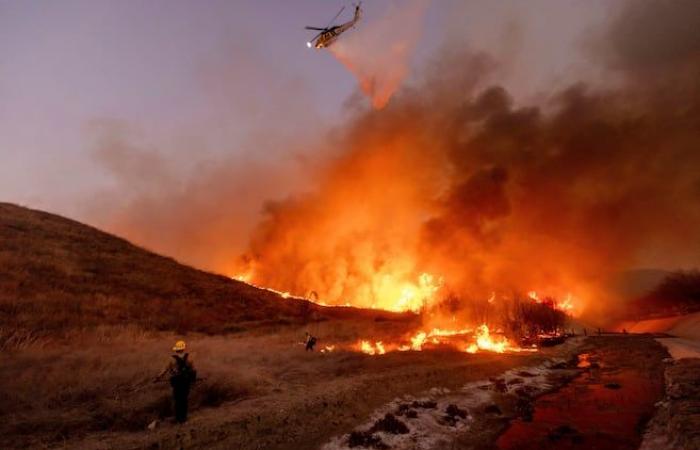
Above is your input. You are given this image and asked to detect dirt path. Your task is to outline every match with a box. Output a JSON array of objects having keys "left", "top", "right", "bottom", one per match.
[{"left": 642, "top": 340, "right": 700, "bottom": 450}]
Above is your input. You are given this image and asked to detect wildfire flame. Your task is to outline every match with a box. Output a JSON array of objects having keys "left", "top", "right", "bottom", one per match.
[
  {"left": 526, "top": 290, "right": 578, "bottom": 315},
  {"left": 232, "top": 270, "right": 444, "bottom": 313},
  {"left": 353, "top": 324, "right": 532, "bottom": 356},
  {"left": 558, "top": 293, "right": 575, "bottom": 312},
  {"left": 392, "top": 273, "right": 442, "bottom": 312},
  {"left": 359, "top": 340, "right": 386, "bottom": 355},
  {"left": 409, "top": 331, "right": 427, "bottom": 351},
  {"left": 466, "top": 324, "right": 514, "bottom": 354}
]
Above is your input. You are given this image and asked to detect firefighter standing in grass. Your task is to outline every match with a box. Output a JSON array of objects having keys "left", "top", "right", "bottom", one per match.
[
  {"left": 305, "top": 331, "right": 317, "bottom": 351},
  {"left": 155, "top": 340, "right": 197, "bottom": 423}
]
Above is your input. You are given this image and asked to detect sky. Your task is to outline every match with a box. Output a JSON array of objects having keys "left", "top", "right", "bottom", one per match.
[{"left": 1, "top": 0, "right": 614, "bottom": 219}]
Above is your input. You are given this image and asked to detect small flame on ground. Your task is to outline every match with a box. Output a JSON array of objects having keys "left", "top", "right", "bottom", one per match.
[
  {"left": 359, "top": 340, "right": 386, "bottom": 355},
  {"left": 466, "top": 324, "right": 511, "bottom": 354},
  {"left": 230, "top": 274, "right": 297, "bottom": 300},
  {"left": 410, "top": 331, "right": 427, "bottom": 351},
  {"left": 232, "top": 272, "right": 252, "bottom": 283},
  {"left": 353, "top": 325, "right": 531, "bottom": 356}
]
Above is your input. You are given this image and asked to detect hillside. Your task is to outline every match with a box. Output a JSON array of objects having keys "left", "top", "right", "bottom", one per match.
[
  {"left": 610, "top": 269, "right": 671, "bottom": 300},
  {"left": 617, "top": 311, "right": 700, "bottom": 341},
  {"left": 0, "top": 202, "right": 327, "bottom": 338}
]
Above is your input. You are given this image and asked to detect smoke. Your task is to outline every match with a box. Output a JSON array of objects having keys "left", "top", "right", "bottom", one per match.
[
  {"left": 83, "top": 42, "right": 325, "bottom": 274},
  {"left": 240, "top": 0, "right": 700, "bottom": 318},
  {"left": 83, "top": 0, "right": 700, "bottom": 322},
  {"left": 85, "top": 119, "right": 306, "bottom": 273},
  {"left": 329, "top": 0, "right": 430, "bottom": 109}
]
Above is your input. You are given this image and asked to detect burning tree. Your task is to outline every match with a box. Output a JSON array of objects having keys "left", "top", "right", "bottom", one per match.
[
  {"left": 429, "top": 290, "right": 570, "bottom": 341},
  {"left": 502, "top": 295, "right": 569, "bottom": 340}
]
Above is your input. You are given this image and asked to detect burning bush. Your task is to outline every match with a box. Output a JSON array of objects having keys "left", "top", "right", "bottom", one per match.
[
  {"left": 428, "top": 291, "right": 570, "bottom": 341},
  {"left": 505, "top": 296, "right": 569, "bottom": 338}
]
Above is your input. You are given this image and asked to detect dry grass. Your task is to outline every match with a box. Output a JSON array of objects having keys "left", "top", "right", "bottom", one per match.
[
  {"left": 1, "top": 326, "right": 271, "bottom": 446},
  {"left": 0, "top": 202, "right": 478, "bottom": 449},
  {"left": 0, "top": 202, "right": 407, "bottom": 341},
  {"left": 0, "top": 202, "right": 313, "bottom": 336},
  {"left": 0, "top": 318, "right": 425, "bottom": 448}
]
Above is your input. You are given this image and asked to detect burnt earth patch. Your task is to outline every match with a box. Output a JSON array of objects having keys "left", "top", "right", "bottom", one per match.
[
  {"left": 441, "top": 404, "right": 469, "bottom": 426},
  {"left": 369, "top": 413, "right": 409, "bottom": 435},
  {"left": 348, "top": 431, "right": 388, "bottom": 449}
]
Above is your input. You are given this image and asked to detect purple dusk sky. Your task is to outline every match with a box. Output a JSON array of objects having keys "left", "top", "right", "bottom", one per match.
[{"left": 2, "top": 0, "right": 611, "bottom": 222}]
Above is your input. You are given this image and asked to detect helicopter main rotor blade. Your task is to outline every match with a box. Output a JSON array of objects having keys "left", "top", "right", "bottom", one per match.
[
  {"left": 325, "top": 6, "right": 345, "bottom": 29},
  {"left": 305, "top": 26, "right": 327, "bottom": 31}
]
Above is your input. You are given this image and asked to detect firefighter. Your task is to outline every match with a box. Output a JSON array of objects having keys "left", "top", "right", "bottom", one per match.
[
  {"left": 305, "top": 331, "right": 317, "bottom": 351},
  {"left": 155, "top": 340, "right": 197, "bottom": 423}
]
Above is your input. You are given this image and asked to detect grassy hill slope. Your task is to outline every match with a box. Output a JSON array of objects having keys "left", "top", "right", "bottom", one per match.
[{"left": 0, "top": 202, "right": 322, "bottom": 338}]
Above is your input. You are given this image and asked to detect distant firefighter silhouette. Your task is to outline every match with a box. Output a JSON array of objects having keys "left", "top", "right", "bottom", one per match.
[{"left": 305, "top": 332, "right": 317, "bottom": 351}]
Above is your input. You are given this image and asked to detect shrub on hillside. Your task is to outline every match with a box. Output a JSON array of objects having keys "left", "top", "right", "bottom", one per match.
[{"left": 632, "top": 270, "right": 700, "bottom": 317}]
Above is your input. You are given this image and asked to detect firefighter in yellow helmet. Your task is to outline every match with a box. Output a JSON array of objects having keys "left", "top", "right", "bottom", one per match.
[{"left": 155, "top": 340, "right": 197, "bottom": 423}]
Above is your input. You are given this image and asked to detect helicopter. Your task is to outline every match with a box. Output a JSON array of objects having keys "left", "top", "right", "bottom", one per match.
[{"left": 305, "top": 3, "right": 362, "bottom": 49}]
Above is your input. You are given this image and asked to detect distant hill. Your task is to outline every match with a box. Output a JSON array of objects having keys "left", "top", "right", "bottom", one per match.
[
  {"left": 611, "top": 268, "right": 671, "bottom": 300},
  {"left": 631, "top": 270, "right": 700, "bottom": 318},
  {"left": 0, "top": 202, "right": 380, "bottom": 339}
]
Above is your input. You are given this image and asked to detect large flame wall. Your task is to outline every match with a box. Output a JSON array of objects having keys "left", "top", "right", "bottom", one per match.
[
  {"left": 239, "top": 0, "right": 700, "bottom": 316},
  {"left": 239, "top": 39, "right": 700, "bottom": 317}
]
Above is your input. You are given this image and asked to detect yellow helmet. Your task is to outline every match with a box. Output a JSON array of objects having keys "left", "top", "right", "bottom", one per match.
[{"left": 172, "top": 340, "right": 186, "bottom": 352}]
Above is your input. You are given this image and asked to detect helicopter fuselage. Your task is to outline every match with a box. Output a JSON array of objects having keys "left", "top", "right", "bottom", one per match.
[
  {"left": 307, "top": 4, "right": 361, "bottom": 49},
  {"left": 313, "top": 26, "right": 344, "bottom": 49}
]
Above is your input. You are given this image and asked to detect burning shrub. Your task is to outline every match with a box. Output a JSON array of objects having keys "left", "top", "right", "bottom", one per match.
[{"left": 502, "top": 295, "right": 569, "bottom": 339}]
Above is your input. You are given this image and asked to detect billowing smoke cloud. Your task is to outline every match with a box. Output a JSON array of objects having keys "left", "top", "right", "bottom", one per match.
[
  {"left": 84, "top": 42, "right": 325, "bottom": 274},
  {"left": 86, "top": 119, "right": 308, "bottom": 274},
  {"left": 240, "top": 0, "right": 700, "bottom": 318},
  {"left": 330, "top": 0, "right": 429, "bottom": 109}
]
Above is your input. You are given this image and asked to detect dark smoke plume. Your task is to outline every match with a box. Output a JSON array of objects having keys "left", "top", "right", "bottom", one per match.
[{"left": 240, "top": 0, "right": 700, "bottom": 318}]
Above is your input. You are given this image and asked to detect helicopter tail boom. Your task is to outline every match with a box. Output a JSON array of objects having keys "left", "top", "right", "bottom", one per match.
[{"left": 353, "top": 3, "right": 362, "bottom": 24}]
